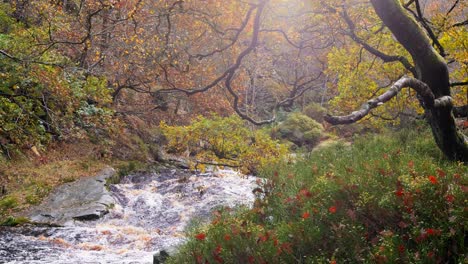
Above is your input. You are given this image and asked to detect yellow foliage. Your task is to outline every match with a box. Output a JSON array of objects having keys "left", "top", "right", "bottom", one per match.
[
  {"left": 439, "top": 26, "right": 468, "bottom": 106},
  {"left": 326, "top": 41, "right": 420, "bottom": 128},
  {"left": 160, "top": 115, "right": 287, "bottom": 174}
]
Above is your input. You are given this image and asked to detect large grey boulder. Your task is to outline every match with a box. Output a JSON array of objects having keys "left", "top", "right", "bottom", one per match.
[{"left": 26, "top": 167, "right": 116, "bottom": 226}]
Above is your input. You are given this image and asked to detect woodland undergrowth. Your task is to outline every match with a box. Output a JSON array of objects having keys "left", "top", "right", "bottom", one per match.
[{"left": 168, "top": 127, "right": 466, "bottom": 263}]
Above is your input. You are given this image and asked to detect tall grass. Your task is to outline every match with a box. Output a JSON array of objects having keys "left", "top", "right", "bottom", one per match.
[{"left": 167, "top": 128, "right": 466, "bottom": 263}]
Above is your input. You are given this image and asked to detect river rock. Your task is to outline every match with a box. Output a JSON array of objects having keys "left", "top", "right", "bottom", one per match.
[
  {"left": 153, "top": 245, "right": 178, "bottom": 264},
  {"left": 25, "top": 167, "right": 116, "bottom": 226}
]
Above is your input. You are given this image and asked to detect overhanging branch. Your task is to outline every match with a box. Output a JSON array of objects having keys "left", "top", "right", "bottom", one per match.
[
  {"left": 450, "top": 81, "right": 468, "bottom": 87},
  {"left": 324, "top": 76, "right": 442, "bottom": 125}
]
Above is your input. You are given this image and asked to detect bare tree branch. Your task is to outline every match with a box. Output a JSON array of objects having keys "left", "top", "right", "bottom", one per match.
[
  {"left": 0, "top": 49, "right": 64, "bottom": 67},
  {"left": 450, "top": 81, "right": 468, "bottom": 87},
  {"left": 446, "top": 0, "right": 461, "bottom": 16},
  {"left": 190, "top": 5, "right": 256, "bottom": 60},
  {"left": 340, "top": 8, "right": 417, "bottom": 75},
  {"left": 452, "top": 20, "right": 468, "bottom": 28},
  {"left": 224, "top": 0, "right": 276, "bottom": 126},
  {"left": 260, "top": 29, "right": 302, "bottom": 49},
  {"left": 404, "top": 0, "right": 416, "bottom": 7},
  {"left": 404, "top": 0, "right": 446, "bottom": 57}
]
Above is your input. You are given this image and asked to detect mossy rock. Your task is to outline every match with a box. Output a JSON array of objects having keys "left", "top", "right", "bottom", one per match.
[{"left": 303, "top": 102, "right": 327, "bottom": 123}]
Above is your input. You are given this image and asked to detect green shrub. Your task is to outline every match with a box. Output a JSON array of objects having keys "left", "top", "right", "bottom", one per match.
[
  {"left": 161, "top": 114, "right": 287, "bottom": 174},
  {"left": 0, "top": 195, "right": 17, "bottom": 218},
  {"left": 303, "top": 102, "right": 327, "bottom": 123},
  {"left": 0, "top": 216, "right": 29, "bottom": 226},
  {"left": 274, "top": 112, "right": 324, "bottom": 149},
  {"left": 168, "top": 128, "right": 466, "bottom": 263}
]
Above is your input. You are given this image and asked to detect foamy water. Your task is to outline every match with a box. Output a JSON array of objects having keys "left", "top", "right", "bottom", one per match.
[{"left": 0, "top": 169, "right": 258, "bottom": 263}]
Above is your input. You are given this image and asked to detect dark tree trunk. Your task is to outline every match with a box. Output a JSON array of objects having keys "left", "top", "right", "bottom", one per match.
[{"left": 370, "top": 0, "right": 467, "bottom": 161}]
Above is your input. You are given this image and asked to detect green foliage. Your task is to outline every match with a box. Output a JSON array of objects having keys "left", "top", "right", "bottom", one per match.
[
  {"left": 0, "top": 3, "right": 118, "bottom": 156},
  {"left": 168, "top": 128, "right": 466, "bottom": 263},
  {"left": 303, "top": 102, "right": 327, "bottom": 123},
  {"left": 24, "top": 181, "right": 51, "bottom": 205},
  {"left": 0, "top": 3, "right": 15, "bottom": 33},
  {"left": 273, "top": 112, "right": 324, "bottom": 149},
  {"left": 161, "top": 115, "right": 287, "bottom": 174},
  {"left": 0, "top": 216, "right": 29, "bottom": 226},
  {"left": 0, "top": 196, "right": 18, "bottom": 219}
]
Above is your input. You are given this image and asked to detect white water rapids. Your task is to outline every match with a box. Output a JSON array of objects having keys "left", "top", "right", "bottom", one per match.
[{"left": 0, "top": 168, "right": 258, "bottom": 263}]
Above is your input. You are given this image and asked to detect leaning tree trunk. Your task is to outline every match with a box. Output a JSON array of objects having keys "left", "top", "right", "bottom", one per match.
[{"left": 370, "top": 0, "right": 467, "bottom": 161}]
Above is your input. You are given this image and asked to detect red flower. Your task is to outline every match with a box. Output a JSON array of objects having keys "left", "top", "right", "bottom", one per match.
[
  {"left": 395, "top": 189, "right": 404, "bottom": 197},
  {"left": 330, "top": 260, "right": 337, "bottom": 264},
  {"left": 445, "top": 194, "right": 455, "bottom": 203},
  {"left": 224, "top": 234, "right": 231, "bottom": 241},
  {"left": 195, "top": 233, "right": 206, "bottom": 241},
  {"left": 248, "top": 256, "right": 255, "bottom": 263},
  {"left": 408, "top": 160, "right": 414, "bottom": 168},
  {"left": 428, "top": 175, "right": 438, "bottom": 184},
  {"left": 213, "top": 245, "right": 223, "bottom": 263},
  {"left": 302, "top": 211, "right": 311, "bottom": 219},
  {"left": 398, "top": 244, "right": 405, "bottom": 253},
  {"left": 426, "top": 228, "right": 441, "bottom": 236},
  {"left": 329, "top": 206, "right": 337, "bottom": 214}
]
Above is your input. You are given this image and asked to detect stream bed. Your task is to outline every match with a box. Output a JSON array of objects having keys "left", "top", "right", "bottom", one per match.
[{"left": 0, "top": 168, "right": 258, "bottom": 263}]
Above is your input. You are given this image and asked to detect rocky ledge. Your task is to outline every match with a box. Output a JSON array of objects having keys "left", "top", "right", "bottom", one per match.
[{"left": 25, "top": 167, "right": 116, "bottom": 226}]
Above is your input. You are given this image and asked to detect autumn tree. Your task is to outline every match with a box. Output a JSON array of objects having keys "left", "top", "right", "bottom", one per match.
[
  {"left": 1, "top": 0, "right": 466, "bottom": 161},
  {"left": 322, "top": 0, "right": 467, "bottom": 161},
  {"left": 150, "top": 0, "right": 467, "bottom": 161},
  {"left": 0, "top": 1, "right": 118, "bottom": 156}
]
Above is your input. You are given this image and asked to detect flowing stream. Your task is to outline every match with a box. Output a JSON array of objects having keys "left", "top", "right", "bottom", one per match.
[{"left": 0, "top": 168, "right": 258, "bottom": 263}]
